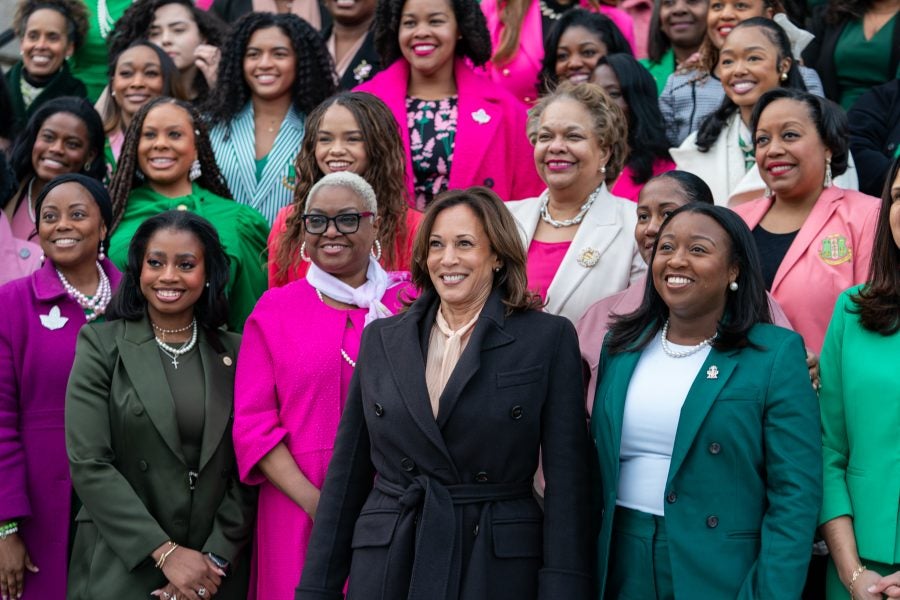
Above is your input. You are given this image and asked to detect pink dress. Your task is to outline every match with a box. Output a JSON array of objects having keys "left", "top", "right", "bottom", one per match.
[
  {"left": 233, "top": 276, "right": 413, "bottom": 600},
  {"left": 526, "top": 239, "right": 571, "bottom": 301},
  {"left": 610, "top": 157, "right": 676, "bottom": 203}
]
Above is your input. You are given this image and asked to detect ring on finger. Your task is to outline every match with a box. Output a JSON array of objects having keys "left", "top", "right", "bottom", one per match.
[
  {"left": 197, "top": 586, "right": 208, "bottom": 597},
  {"left": 161, "top": 593, "right": 171, "bottom": 600}
]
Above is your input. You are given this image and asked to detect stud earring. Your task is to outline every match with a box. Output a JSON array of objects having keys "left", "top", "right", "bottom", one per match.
[
  {"left": 823, "top": 157, "right": 833, "bottom": 188},
  {"left": 729, "top": 281, "right": 739, "bottom": 291},
  {"left": 39, "top": 252, "right": 45, "bottom": 265},
  {"left": 300, "top": 241, "right": 311, "bottom": 263},
  {"left": 98, "top": 241, "right": 106, "bottom": 261},
  {"left": 189, "top": 159, "right": 202, "bottom": 182},
  {"left": 371, "top": 239, "right": 382, "bottom": 261},
  {"left": 599, "top": 165, "right": 607, "bottom": 175},
  {"left": 205, "top": 281, "right": 210, "bottom": 288},
  {"left": 780, "top": 72, "right": 788, "bottom": 82},
  {"left": 84, "top": 161, "right": 92, "bottom": 171}
]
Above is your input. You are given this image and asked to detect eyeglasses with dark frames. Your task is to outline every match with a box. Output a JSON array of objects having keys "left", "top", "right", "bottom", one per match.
[{"left": 301, "top": 212, "right": 375, "bottom": 235}]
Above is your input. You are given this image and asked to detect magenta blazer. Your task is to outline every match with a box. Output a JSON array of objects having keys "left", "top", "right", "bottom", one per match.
[
  {"left": 0, "top": 259, "right": 121, "bottom": 599},
  {"left": 733, "top": 186, "right": 880, "bottom": 353},
  {"left": 480, "top": 0, "right": 637, "bottom": 104},
  {"left": 355, "top": 58, "right": 545, "bottom": 202}
]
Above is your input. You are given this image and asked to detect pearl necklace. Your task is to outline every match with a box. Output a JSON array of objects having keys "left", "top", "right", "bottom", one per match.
[
  {"left": 26, "top": 179, "right": 36, "bottom": 225},
  {"left": 155, "top": 319, "right": 198, "bottom": 369},
  {"left": 539, "top": 185, "right": 602, "bottom": 228},
  {"left": 660, "top": 320, "right": 716, "bottom": 358},
  {"left": 152, "top": 320, "right": 194, "bottom": 342},
  {"left": 315, "top": 288, "right": 358, "bottom": 368},
  {"left": 97, "top": 0, "right": 114, "bottom": 39},
  {"left": 539, "top": 0, "right": 564, "bottom": 20},
  {"left": 56, "top": 262, "right": 112, "bottom": 322}
]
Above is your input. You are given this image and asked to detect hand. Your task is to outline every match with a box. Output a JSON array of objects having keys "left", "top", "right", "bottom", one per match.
[
  {"left": 151, "top": 582, "right": 180, "bottom": 599},
  {"left": 161, "top": 547, "right": 224, "bottom": 600},
  {"left": 0, "top": 533, "right": 39, "bottom": 600},
  {"left": 850, "top": 568, "right": 883, "bottom": 600},
  {"left": 303, "top": 488, "right": 321, "bottom": 521},
  {"left": 806, "top": 349, "right": 820, "bottom": 391},
  {"left": 193, "top": 44, "right": 221, "bottom": 88},
  {"left": 868, "top": 570, "right": 900, "bottom": 598}
]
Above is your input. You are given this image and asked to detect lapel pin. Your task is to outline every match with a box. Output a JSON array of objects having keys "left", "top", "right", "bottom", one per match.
[
  {"left": 577, "top": 247, "right": 600, "bottom": 268},
  {"left": 223, "top": 356, "right": 233, "bottom": 366},
  {"left": 706, "top": 365, "right": 719, "bottom": 379},
  {"left": 40, "top": 305, "right": 69, "bottom": 331},
  {"left": 471, "top": 109, "right": 491, "bottom": 125}
]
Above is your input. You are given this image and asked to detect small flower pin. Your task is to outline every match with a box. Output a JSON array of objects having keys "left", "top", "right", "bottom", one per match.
[
  {"left": 577, "top": 247, "right": 600, "bottom": 268},
  {"left": 40, "top": 305, "right": 69, "bottom": 330},
  {"left": 471, "top": 108, "right": 491, "bottom": 125},
  {"left": 353, "top": 60, "right": 373, "bottom": 83}
]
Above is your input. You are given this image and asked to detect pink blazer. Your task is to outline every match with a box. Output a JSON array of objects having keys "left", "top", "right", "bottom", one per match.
[
  {"left": 0, "top": 212, "right": 41, "bottom": 286},
  {"left": 480, "top": 0, "right": 637, "bottom": 104},
  {"left": 733, "top": 186, "right": 880, "bottom": 353},
  {"left": 355, "top": 58, "right": 545, "bottom": 202}
]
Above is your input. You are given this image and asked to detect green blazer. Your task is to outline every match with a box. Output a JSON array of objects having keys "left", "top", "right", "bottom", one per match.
[
  {"left": 591, "top": 323, "right": 822, "bottom": 599},
  {"left": 5, "top": 61, "right": 88, "bottom": 138},
  {"left": 65, "top": 316, "right": 257, "bottom": 599}
]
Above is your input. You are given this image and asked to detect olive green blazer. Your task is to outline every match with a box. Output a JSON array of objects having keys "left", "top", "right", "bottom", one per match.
[
  {"left": 65, "top": 316, "right": 256, "bottom": 599},
  {"left": 591, "top": 323, "right": 822, "bottom": 599}
]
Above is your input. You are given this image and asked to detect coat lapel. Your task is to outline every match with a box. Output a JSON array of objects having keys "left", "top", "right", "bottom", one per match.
[
  {"left": 228, "top": 106, "right": 260, "bottom": 206},
  {"left": 450, "top": 61, "right": 502, "bottom": 191},
  {"left": 598, "top": 349, "right": 642, "bottom": 478},
  {"left": 198, "top": 333, "right": 236, "bottom": 471},
  {"left": 771, "top": 188, "right": 840, "bottom": 293},
  {"left": 254, "top": 108, "right": 304, "bottom": 209}
]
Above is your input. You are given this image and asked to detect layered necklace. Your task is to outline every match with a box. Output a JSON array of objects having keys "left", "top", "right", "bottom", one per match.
[
  {"left": 316, "top": 288, "right": 357, "bottom": 368},
  {"left": 660, "top": 320, "right": 717, "bottom": 358},
  {"left": 539, "top": 0, "right": 564, "bottom": 20},
  {"left": 153, "top": 318, "right": 198, "bottom": 369},
  {"left": 56, "top": 262, "right": 112, "bottom": 322},
  {"left": 539, "top": 184, "right": 603, "bottom": 228}
]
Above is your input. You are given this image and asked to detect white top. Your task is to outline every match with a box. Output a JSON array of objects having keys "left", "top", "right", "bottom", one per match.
[{"left": 616, "top": 331, "right": 710, "bottom": 516}]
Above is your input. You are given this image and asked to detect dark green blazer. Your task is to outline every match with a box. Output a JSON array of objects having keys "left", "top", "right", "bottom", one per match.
[
  {"left": 5, "top": 61, "right": 87, "bottom": 138},
  {"left": 65, "top": 316, "right": 256, "bottom": 599},
  {"left": 591, "top": 323, "right": 822, "bottom": 599}
]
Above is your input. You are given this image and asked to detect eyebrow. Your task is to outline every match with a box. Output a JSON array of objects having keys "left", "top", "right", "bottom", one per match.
[
  {"left": 659, "top": 232, "right": 719, "bottom": 245},
  {"left": 402, "top": 11, "right": 449, "bottom": 17},
  {"left": 147, "top": 250, "right": 199, "bottom": 259}
]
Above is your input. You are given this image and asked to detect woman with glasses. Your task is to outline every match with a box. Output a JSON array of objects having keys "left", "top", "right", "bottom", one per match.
[{"left": 233, "top": 172, "right": 413, "bottom": 600}]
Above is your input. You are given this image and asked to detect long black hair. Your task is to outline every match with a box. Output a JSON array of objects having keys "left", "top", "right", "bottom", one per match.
[
  {"left": 605, "top": 203, "right": 770, "bottom": 354},
  {"left": 650, "top": 170, "right": 715, "bottom": 205},
  {"left": 695, "top": 17, "right": 805, "bottom": 152},
  {"left": 203, "top": 12, "right": 336, "bottom": 125},
  {"left": 107, "top": 210, "right": 231, "bottom": 337},
  {"left": 597, "top": 53, "right": 671, "bottom": 185}
]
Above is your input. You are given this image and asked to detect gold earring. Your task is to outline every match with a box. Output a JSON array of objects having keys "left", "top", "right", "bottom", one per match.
[{"left": 780, "top": 72, "right": 788, "bottom": 82}]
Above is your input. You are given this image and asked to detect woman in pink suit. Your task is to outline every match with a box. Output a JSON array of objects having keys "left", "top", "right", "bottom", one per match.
[
  {"left": 233, "top": 172, "right": 413, "bottom": 600},
  {"left": 0, "top": 174, "right": 120, "bottom": 600},
  {"left": 355, "top": 0, "right": 544, "bottom": 209}
]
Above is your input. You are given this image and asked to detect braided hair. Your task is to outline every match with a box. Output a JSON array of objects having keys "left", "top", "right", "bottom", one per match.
[
  {"left": 108, "top": 97, "right": 232, "bottom": 232},
  {"left": 274, "top": 91, "right": 411, "bottom": 285},
  {"left": 203, "top": 12, "right": 336, "bottom": 126}
]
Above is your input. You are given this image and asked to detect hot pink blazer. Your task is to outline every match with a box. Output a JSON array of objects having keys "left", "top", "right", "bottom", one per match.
[
  {"left": 733, "top": 186, "right": 880, "bottom": 353},
  {"left": 355, "top": 58, "right": 545, "bottom": 202},
  {"left": 480, "top": 0, "right": 637, "bottom": 104}
]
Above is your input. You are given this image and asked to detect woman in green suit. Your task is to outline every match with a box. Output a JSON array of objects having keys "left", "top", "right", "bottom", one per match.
[
  {"left": 591, "top": 203, "right": 822, "bottom": 599},
  {"left": 65, "top": 210, "right": 256, "bottom": 600},
  {"left": 819, "top": 157, "right": 900, "bottom": 600}
]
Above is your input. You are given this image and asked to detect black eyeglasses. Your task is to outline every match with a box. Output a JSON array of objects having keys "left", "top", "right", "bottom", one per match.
[{"left": 301, "top": 212, "right": 375, "bottom": 234}]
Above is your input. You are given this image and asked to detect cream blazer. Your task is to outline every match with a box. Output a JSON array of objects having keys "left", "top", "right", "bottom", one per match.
[
  {"left": 670, "top": 113, "right": 858, "bottom": 207},
  {"left": 507, "top": 185, "right": 645, "bottom": 324}
]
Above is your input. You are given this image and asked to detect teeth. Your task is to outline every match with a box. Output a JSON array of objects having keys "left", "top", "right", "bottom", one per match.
[
  {"left": 732, "top": 82, "right": 755, "bottom": 93},
  {"left": 256, "top": 75, "right": 277, "bottom": 84},
  {"left": 547, "top": 161, "right": 571, "bottom": 168},
  {"left": 31, "top": 55, "right": 51, "bottom": 65},
  {"left": 335, "top": 0, "right": 355, "bottom": 6},
  {"left": 720, "top": 26, "right": 733, "bottom": 35},
  {"left": 442, "top": 274, "right": 465, "bottom": 282},
  {"left": 414, "top": 44, "right": 435, "bottom": 52},
  {"left": 42, "top": 158, "right": 65, "bottom": 168},
  {"left": 157, "top": 289, "right": 182, "bottom": 298},
  {"left": 53, "top": 238, "right": 78, "bottom": 247},
  {"left": 327, "top": 161, "right": 351, "bottom": 169},
  {"left": 150, "top": 158, "right": 175, "bottom": 166},
  {"left": 769, "top": 165, "right": 792, "bottom": 174},
  {"left": 568, "top": 73, "right": 589, "bottom": 83},
  {"left": 667, "top": 276, "right": 691, "bottom": 285}
]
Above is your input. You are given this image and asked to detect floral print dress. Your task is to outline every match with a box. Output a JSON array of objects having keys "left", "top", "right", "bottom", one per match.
[{"left": 407, "top": 96, "right": 458, "bottom": 210}]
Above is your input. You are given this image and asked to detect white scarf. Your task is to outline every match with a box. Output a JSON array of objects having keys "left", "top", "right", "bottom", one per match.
[{"left": 306, "top": 256, "right": 396, "bottom": 326}]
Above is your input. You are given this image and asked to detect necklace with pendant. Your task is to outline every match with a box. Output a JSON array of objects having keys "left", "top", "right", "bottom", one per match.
[
  {"left": 155, "top": 319, "right": 198, "bottom": 369},
  {"left": 316, "top": 288, "right": 358, "bottom": 368}
]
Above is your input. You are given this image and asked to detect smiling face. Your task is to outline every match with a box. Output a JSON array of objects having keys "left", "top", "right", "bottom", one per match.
[
  {"left": 325, "top": 0, "right": 377, "bottom": 27},
  {"left": 315, "top": 104, "right": 370, "bottom": 175},
  {"left": 891, "top": 169, "right": 900, "bottom": 250},
  {"left": 398, "top": 0, "right": 459, "bottom": 80},
  {"left": 426, "top": 203, "right": 500, "bottom": 312},
  {"left": 652, "top": 211, "right": 738, "bottom": 323},
  {"left": 112, "top": 45, "right": 166, "bottom": 123},
  {"left": 20, "top": 8, "right": 73, "bottom": 78},
  {"left": 31, "top": 112, "right": 94, "bottom": 182},
  {"left": 754, "top": 98, "right": 830, "bottom": 203},
  {"left": 38, "top": 182, "right": 106, "bottom": 271},
  {"left": 591, "top": 64, "right": 628, "bottom": 118},
  {"left": 140, "top": 227, "right": 206, "bottom": 326},
  {"left": 718, "top": 26, "right": 789, "bottom": 113},
  {"left": 148, "top": 3, "right": 204, "bottom": 71},
  {"left": 555, "top": 26, "right": 608, "bottom": 84},
  {"left": 706, "top": 0, "right": 770, "bottom": 48},
  {"left": 635, "top": 177, "right": 693, "bottom": 263},
  {"left": 660, "top": 0, "right": 709, "bottom": 50},
  {"left": 243, "top": 26, "right": 297, "bottom": 102},
  {"left": 137, "top": 103, "right": 197, "bottom": 195}
]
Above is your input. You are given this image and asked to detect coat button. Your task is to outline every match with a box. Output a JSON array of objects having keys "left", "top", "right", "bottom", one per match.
[
  {"left": 510, "top": 405, "right": 523, "bottom": 420},
  {"left": 223, "top": 356, "right": 233, "bottom": 366},
  {"left": 708, "top": 442, "right": 721, "bottom": 454},
  {"left": 666, "top": 491, "right": 677, "bottom": 504},
  {"left": 401, "top": 457, "right": 415, "bottom": 472},
  {"left": 524, "top": 96, "right": 533, "bottom": 103},
  {"left": 18, "top": 247, "right": 31, "bottom": 259},
  {"left": 483, "top": 178, "right": 494, "bottom": 188},
  {"left": 139, "top": 460, "right": 148, "bottom": 471},
  {"left": 132, "top": 404, "right": 144, "bottom": 416},
  {"left": 176, "top": 204, "right": 189, "bottom": 211},
  {"left": 374, "top": 403, "right": 384, "bottom": 417},
  {"left": 475, "top": 471, "right": 488, "bottom": 483},
  {"left": 706, "top": 515, "right": 719, "bottom": 528}
]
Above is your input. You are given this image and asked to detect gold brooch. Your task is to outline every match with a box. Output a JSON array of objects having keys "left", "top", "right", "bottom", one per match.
[{"left": 577, "top": 247, "right": 600, "bottom": 268}]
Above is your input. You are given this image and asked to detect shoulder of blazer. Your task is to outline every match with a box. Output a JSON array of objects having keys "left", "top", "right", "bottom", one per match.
[{"left": 455, "top": 59, "right": 520, "bottom": 106}]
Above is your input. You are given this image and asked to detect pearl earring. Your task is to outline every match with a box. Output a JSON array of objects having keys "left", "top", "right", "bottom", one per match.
[
  {"left": 729, "top": 281, "right": 738, "bottom": 291},
  {"left": 300, "top": 241, "right": 311, "bottom": 263},
  {"left": 98, "top": 242, "right": 106, "bottom": 261}
]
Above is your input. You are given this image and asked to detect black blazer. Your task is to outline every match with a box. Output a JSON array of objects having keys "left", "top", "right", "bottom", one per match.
[
  {"left": 320, "top": 25, "right": 381, "bottom": 90},
  {"left": 848, "top": 78, "right": 900, "bottom": 196},
  {"left": 297, "top": 288, "right": 593, "bottom": 600}
]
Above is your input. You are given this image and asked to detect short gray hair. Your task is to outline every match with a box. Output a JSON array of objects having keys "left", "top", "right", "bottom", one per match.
[{"left": 305, "top": 172, "right": 378, "bottom": 213}]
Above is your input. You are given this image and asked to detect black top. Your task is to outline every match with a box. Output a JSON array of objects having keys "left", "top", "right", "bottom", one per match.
[{"left": 752, "top": 225, "right": 799, "bottom": 291}]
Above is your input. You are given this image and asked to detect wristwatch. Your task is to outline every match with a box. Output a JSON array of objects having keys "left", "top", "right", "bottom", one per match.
[{"left": 206, "top": 552, "right": 230, "bottom": 572}]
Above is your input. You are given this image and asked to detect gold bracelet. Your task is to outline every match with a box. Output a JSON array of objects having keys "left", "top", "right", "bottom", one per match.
[
  {"left": 849, "top": 564, "right": 867, "bottom": 599},
  {"left": 155, "top": 542, "right": 179, "bottom": 570}
]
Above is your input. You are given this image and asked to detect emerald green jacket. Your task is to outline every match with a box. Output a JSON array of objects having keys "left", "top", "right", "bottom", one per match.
[{"left": 6, "top": 61, "right": 87, "bottom": 137}]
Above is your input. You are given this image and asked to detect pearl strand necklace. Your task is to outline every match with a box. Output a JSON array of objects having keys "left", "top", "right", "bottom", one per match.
[
  {"left": 155, "top": 319, "right": 198, "bottom": 369},
  {"left": 539, "top": 184, "right": 603, "bottom": 228},
  {"left": 56, "top": 262, "right": 112, "bottom": 322},
  {"left": 660, "top": 320, "right": 717, "bottom": 358},
  {"left": 315, "top": 288, "right": 358, "bottom": 368}
]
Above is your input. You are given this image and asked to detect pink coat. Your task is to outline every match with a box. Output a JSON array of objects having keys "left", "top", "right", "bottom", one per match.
[
  {"left": 733, "top": 186, "right": 880, "bottom": 353},
  {"left": 0, "top": 259, "right": 121, "bottom": 599},
  {"left": 0, "top": 212, "right": 41, "bottom": 287},
  {"left": 233, "top": 277, "right": 413, "bottom": 600},
  {"left": 480, "top": 0, "right": 637, "bottom": 104},
  {"left": 355, "top": 58, "right": 545, "bottom": 202}
]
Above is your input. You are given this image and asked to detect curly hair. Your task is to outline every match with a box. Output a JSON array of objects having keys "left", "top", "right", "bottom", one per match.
[
  {"left": 108, "top": 0, "right": 230, "bottom": 98},
  {"left": 13, "top": 0, "right": 89, "bottom": 51},
  {"left": 203, "top": 12, "right": 336, "bottom": 126},
  {"left": 108, "top": 97, "right": 232, "bottom": 232},
  {"left": 373, "top": 0, "right": 493, "bottom": 68},
  {"left": 527, "top": 81, "right": 629, "bottom": 185},
  {"left": 275, "top": 91, "right": 411, "bottom": 284}
]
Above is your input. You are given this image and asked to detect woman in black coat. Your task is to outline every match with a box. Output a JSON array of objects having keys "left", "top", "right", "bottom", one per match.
[{"left": 296, "top": 187, "right": 593, "bottom": 600}]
